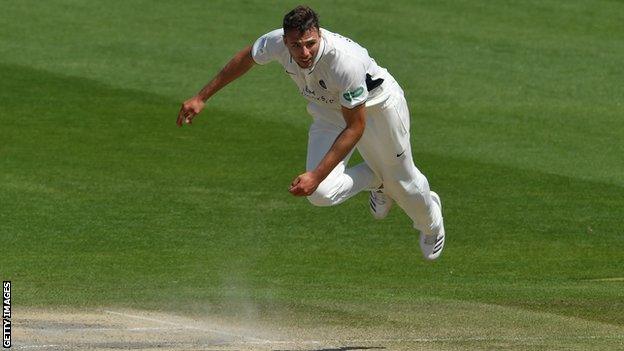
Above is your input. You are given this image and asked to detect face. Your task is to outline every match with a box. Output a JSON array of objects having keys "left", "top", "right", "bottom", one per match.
[{"left": 283, "top": 27, "right": 321, "bottom": 68}]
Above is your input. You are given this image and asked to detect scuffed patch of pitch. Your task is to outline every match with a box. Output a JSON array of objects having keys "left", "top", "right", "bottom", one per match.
[{"left": 10, "top": 301, "right": 624, "bottom": 351}]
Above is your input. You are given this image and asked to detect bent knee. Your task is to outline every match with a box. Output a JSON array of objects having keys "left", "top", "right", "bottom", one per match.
[
  {"left": 307, "top": 193, "right": 333, "bottom": 207},
  {"left": 306, "top": 186, "right": 336, "bottom": 207}
]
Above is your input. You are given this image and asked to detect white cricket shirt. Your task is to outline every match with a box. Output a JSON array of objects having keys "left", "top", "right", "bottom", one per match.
[{"left": 251, "top": 28, "right": 396, "bottom": 111}]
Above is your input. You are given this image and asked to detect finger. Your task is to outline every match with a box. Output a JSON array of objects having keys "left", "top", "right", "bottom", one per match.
[
  {"left": 177, "top": 106, "right": 186, "bottom": 127},
  {"left": 291, "top": 176, "right": 301, "bottom": 187},
  {"left": 289, "top": 185, "right": 304, "bottom": 196}
]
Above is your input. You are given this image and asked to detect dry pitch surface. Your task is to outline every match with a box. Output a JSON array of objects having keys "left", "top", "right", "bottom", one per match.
[{"left": 12, "top": 305, "right": 624, "bottom": 351}]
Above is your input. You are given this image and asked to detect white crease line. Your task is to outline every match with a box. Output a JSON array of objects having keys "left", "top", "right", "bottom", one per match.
[
  {"left": 18, "top": 345, "right": 60, "bottom": 349},
  {"left": 104, "top": 310, "right": 269, "bottom": 343},
  {"left": 23, "top": 326, "right": 186, "bottom": 332},
  {"left": 129, "top": 327, "right": 187, "bottom": 331}
]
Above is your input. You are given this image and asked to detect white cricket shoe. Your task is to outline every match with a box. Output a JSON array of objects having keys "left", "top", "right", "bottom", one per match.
[
  {"left": 369, "top": 189, "right": 393, "bottom": 219},
  {"left": 419, "top": 191, "right": 445, "bottom": 261}
]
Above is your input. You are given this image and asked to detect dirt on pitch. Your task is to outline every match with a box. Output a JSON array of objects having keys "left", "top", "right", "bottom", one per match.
[
  {"left": 12, "top": 306, "right": 624, "bottom": 350},
  {"left": 13, "top": 307, "right": 404, "bottom": 351}
]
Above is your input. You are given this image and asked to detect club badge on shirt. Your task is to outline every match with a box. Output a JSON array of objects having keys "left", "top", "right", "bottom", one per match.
[{"left": 342, "top": 86, "right": 364, "bottom": 102}]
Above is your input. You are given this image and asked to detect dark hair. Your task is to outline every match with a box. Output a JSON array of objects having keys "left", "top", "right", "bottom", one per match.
[{"left": 283, "top": 5, "right": 319, "bottom": 34}]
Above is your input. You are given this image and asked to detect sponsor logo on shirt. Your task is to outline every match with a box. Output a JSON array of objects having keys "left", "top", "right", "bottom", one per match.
[{"left": 342, "top": 86, "right": 364, "bottom": 102}]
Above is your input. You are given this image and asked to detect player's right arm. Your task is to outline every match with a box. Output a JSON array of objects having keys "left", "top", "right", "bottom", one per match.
[{"left": 177, "top": 46, "right": 255, "bottom": 127}]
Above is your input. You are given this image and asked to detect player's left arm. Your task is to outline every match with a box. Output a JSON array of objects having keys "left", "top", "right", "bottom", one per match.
[{"left": 289, "top": 103, "right": 366, "bottom": 196}]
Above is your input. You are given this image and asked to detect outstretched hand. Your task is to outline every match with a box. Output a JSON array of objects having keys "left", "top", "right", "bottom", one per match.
[
  {"left": 289, "top": 171, "right": 321, "bottom": 196},
  {"left": 177, "top": 96, "right": 205, "bottom": 127}
]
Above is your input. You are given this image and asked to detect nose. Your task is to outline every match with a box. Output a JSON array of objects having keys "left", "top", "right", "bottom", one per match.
[{"left": 301, "top": 46, "right": 310, "bottom": 58}]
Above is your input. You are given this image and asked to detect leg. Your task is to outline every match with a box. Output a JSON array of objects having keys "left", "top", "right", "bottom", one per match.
[
  {"left": 380, "top": 142, "right": 444, "bottom": 236},
  {"left": 306, "top": 117, "right": 380, "bottom": 207},
  {"left": 358, "top": 91, "right": 444, "bottom": 237}
]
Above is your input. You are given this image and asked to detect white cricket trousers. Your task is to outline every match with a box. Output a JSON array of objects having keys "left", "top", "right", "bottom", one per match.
[{"left": 305, "top": 84, "right": 444, "bottom": 236}]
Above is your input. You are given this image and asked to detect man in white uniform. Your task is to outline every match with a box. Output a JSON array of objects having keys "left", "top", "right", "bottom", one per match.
[{"left": 177, "top": 6, "right": 445, "bottom": 260}]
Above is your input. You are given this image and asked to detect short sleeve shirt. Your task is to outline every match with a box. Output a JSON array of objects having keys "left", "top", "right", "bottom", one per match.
[{"left": 251, "top": 28, "right": 392, "bottom": 111}]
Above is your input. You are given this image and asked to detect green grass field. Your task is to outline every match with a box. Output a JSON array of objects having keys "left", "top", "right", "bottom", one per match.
[{"left": 1, "top": 1, "right": 623, "bottom": 350}]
